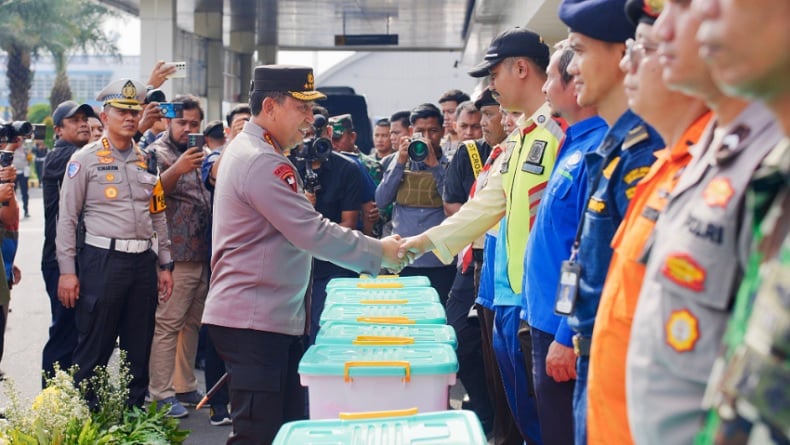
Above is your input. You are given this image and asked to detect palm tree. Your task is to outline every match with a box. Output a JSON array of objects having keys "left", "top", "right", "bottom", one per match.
[
  {"left": 46, "top": 0, "right": 120, "bottom": 111},
  {"left": 0, "top": 0, "right": 118, "bottom": 120}
]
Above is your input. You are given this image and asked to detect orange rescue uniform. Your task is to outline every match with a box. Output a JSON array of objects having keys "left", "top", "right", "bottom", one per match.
[{"left": 586, "top": 112, "right": 712, "bottom": 445}]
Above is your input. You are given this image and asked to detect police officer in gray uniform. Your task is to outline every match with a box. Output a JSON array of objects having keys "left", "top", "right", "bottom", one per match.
[
  {"left": 202, "top": 65, "right": 404, "bottom": 445},
  {"left": 56, "top": 78, "right": 174, "bottom": 407},
  {"left": 626, "top": 102, "right": 782, "bottom": 443}
]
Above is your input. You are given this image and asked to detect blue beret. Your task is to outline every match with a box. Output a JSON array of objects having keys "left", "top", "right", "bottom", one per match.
[{"left": 559, "top": 0, "right": 636, "bottom": 43}]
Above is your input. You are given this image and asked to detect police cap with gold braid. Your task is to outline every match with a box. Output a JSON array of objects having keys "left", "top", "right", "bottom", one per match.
[
  {"left": 96, "top": 78, "right": 146, "bottom": 111},
  {"left": 625, "top": 0, "right": 664, "bottom": 26},
  {"left": 251, "top": 65, "right": 326, "bottom": 102}
]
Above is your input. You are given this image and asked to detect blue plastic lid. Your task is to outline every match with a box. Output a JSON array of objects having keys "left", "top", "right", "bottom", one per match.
[
  {"left": 326, "top": 275, "right": 432, "bottom": 290},
  {"left": 319, "top": 302, "right": 447, "bottom": 326},
  {"left": 316, "top": 321, "right": 458, "bottom": 349},
  {"left": 325, "top": 287, "right": 440, "bottom": 306},
  {"left": 298, "top": 343, "right": 458, "bottom": 377},
  {"left": 273, "top": 410, "right": 486, "bottom": 444}
]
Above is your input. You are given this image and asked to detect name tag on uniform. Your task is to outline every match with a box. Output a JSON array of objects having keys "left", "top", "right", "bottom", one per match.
[
  {"left": 554, "top": 260, "right": 581, "bottom": 316},
  {"left": 522, "top": 140, "right": 547, "bottom": 175}
]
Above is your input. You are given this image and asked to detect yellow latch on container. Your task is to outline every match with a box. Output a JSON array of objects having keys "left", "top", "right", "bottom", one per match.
[
  {"left": 356, "top": 282, "right": 405, "bottom": 289},
  {"left": 338, "top": 407, "right": 418, "bottom": 420},
  {"left": 356, "top": 316, "right": 415, "bottom": 324},
  {"left": 343, "top": 360, "right": 412, "bottom": 383},
  {"left": 352, "top": 335, "right": 415, "bottom": 345}
]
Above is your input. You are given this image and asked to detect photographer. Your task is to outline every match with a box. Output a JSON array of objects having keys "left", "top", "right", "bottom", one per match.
[
  {"left": 375, "top": 103, "right": 455, "bottom": 305},
  {"left": 40, "top": 100, "right": 97, "bottom": 382},
  {"left": 9, "top": 133, "right": 30, "bottom": 218},
  {"left": 148, "top": 94, "right": 212, "bottom": 418},
  {"left": 0, "top": 141, "right": 18, "bottom": 381},
  {"left": 290, "top": 106, "right": 366, "bottom": 345}
]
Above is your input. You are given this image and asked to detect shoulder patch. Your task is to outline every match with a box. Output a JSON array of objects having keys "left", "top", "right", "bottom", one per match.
[
  {"left": 66, "top": 161, "right": 81, "bottom": 178},
  {"left": 274, "top": 164, "right": 298, "bottom": 192},
  {"left": 622, "top": 124, "right": 649, "bottom": 150}
]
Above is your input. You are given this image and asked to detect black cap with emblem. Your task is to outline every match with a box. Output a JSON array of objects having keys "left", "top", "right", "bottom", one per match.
[
  {"left": 469, "top": 28, "right": 550, "bottom": 78},
  {"left": 625, "top": 0, "right": 664, "bottom": 26},
  {"left": 250, "top": 65, "right": 327, "bottom": 101}
]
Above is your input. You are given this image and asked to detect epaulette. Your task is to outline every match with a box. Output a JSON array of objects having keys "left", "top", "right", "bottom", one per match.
[{"left": 622, "top": 124, "right": 649, "bottom": 150}]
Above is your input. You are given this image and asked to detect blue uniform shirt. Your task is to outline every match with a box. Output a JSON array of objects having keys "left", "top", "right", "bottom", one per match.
[
  {"left": 520, "top": 116, "right": 608, "bottom": 346},
  {"left": 567, "top": 110, "right": 663, "bottom": 338}
]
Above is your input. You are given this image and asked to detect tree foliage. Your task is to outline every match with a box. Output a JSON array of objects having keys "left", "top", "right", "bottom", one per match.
[{"left": 0, "top": 0, "right": 120, "bottom": 119}]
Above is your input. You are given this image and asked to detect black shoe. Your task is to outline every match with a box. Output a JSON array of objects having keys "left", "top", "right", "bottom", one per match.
[{"left": 210, "top": 405, "right": 232, "bottom": 426}]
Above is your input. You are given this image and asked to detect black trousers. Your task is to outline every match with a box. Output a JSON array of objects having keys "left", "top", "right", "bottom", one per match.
[
  {"left": 72, "top": 245, "right": 158, "bottom": 407},
  {"left": 447, "top": 265, "right": 493, "bottom": 433},
  {"left": 399, "top": 264, "right": 457, "bottom": 308},
  {"left": 41, "top": 259, "right": 78, "bottom": 383},
  {"left": 207, "top": 325, "right": 306, "bottom": 445}
]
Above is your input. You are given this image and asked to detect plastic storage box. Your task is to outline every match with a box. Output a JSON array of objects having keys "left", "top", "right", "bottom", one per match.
[
  {"left": 315, "top": 321, "right": 458, "bottom": 349},
  {"left": 273, "top": 409, "right": 487, "bottom": 444},
  {"left": 318, "top": 302, "right": 447, "bottom": 327},
  {"left": 299, "top": 344, "right": 458, "bottom": 419},
  {"left": 325, "top": 275, "right": 432, "bottom": 290},
  {"left": 325, "top": 286, "right": 440, "bottom": 306}
]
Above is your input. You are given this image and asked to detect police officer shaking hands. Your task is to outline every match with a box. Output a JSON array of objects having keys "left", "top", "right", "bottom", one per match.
[{"left": 202, "top": 65, "right": 404, "bottom": 444}]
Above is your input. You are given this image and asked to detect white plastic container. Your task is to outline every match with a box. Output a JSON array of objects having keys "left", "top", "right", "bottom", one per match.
[
  {"left": 325, "top": 286, "right": 440, "bottom": 306},
  {"left": 316, "top": 321, "right": 458, "bottom": 349},
  {"left": 273, "top": 409, "right": 487, "bottom": 444},
  {"left": 299, "top": 344, "right": 458, "bottom": 419},
  {"left": 325, "top": 275, "right": 431, "bottom": 290},
  {"left": 318, "top": 302, "right": 447, "bottom": 327}
]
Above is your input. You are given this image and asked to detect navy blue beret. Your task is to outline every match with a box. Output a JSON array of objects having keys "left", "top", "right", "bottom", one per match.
[{"left": 559, "top": 0, "right": 636, "bottom": 43}]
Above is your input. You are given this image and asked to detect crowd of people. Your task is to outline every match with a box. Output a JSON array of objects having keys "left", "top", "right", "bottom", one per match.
[{"left": 0, "top": 0, "right": 786, "bottom": 443}]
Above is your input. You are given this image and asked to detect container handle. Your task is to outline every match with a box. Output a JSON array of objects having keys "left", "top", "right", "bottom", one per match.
[
  {"left": 352, "top": 335, "right": 415, "bottom": 345},
  {"left": 339, "top": 407, "right": 418, "bottom": 420},
  {"left": 359, "top": 274, "right": 400, "bottom": 279},
  {"left": 344, "top": 360, "right": 411, "bottom": 383},
  {"left": 356, "top": 282, "right": 405, "bottom": 289},
  {"left": 359, "top": 299, "right": 409, "bottom": 305},
  {"left": 356, "top": 316, "right": 415, "bottom": 325}
]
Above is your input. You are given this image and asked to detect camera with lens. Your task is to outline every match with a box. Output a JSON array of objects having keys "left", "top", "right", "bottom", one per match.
[
  {"left": 407, "top": 132, "right": 430, "bottom": 162},
  {"left": 0, "top": 150, "right": 15, "bottom": 207},
  {"left": 0, "top": 120, "right": 33, "bottom": 143},
  {"left": 295, "top": 115, "right": 333, "bottom": 193}
]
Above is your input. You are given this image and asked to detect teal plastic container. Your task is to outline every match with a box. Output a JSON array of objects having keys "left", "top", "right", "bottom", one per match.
[
  {"left": 299, "top": 344, "right": 459, "bottom": 419},
  {"left": 325, "top": 287, "right": 440, "bottom": 306},
  {"left": 325, "top": 275, "right": 431, "bottom": 290},
  {"left": 315, "top": 321, "right": 458, "bottom": 349},
  {"left": 319, "top": 302, "right": 447, "bottom": 326},
  {"left": 273, "top": 410, "right": 487, "bottom": 444}
]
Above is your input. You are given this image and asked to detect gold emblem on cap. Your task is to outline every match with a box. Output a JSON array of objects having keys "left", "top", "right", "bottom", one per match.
[
  {"left": 643, "top": 0, "right": 664, "bottom": 16},
  {"left": 305, "top": 73, "right": 314, "bottom": 90},
  {"left": 122, "top": 80, "right": 137, "bottom": 99}
]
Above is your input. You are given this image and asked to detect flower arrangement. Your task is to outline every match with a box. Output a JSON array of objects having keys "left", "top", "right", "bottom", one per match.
[{"left": 0, "top": 354, "right": 188, "bottom": 444}]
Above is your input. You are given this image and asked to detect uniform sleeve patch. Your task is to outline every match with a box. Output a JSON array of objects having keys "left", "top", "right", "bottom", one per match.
[
  {"left": 662, "top": 252, "right": 706, "bottom": 291},
  {"left": 665, "top": 308, "right": 700, "bottom": 352},
  {"left": 274, "top": 164, "right": 298, "bottom": 192},
  {"left": 66, "top": 161, "right": 81, "bottom": 178}
]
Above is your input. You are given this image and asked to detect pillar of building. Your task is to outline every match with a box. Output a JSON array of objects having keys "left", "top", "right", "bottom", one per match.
[
  {"left": 140, "top": 0, "right": 177, "bottom": 99},
  {"left": 255, "top": 0, "right": 278, "bottom": 65},
  {"left": 194, "top": 0, "right": 223, "bottom": 121},
  {"left": 230, "top": 0, "right": 256, "bottom": 103}
]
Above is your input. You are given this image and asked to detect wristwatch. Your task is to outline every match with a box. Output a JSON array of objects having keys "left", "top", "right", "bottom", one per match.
[{"left": 159, "top": 261, "right": 175, "bottom": 272}]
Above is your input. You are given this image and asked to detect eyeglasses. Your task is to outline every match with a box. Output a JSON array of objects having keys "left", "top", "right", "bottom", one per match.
[{"left": 625, "top": 38, "right": 659, "bottom": 72}]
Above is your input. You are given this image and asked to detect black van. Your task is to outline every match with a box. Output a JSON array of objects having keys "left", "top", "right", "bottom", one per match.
[{"left": 317, "top": 86, "right": 373, "bottom": 155}]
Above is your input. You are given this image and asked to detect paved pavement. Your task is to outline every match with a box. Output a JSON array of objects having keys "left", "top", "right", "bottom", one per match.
[
  {"left": 1, "top": 187, "right": 229, "bottom": 444},
  {"left": 2, "top": 186, "right": 471, "bottom": 444}
]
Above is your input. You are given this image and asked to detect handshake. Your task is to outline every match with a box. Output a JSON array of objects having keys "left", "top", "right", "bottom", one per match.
[{"left": 379, "top": 234, "right": 436, "bottom": 273}]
